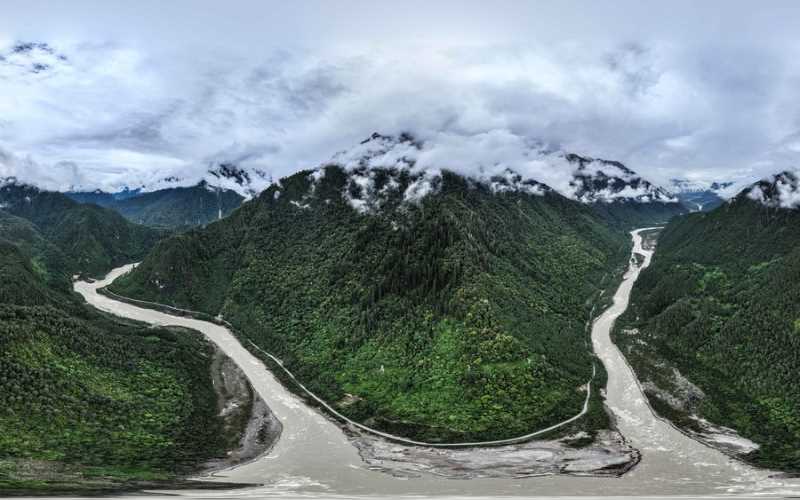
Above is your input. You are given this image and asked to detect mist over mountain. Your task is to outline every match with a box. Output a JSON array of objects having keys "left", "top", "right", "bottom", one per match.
[
  {"left": 311, "top": 132, "right": 686, "bottom": 221},
  {"left": 669, "top": 179, "right": 737, "bottom": 212},
  {"left": 740, "top": 170, "right": 800, "bottom": 209}
]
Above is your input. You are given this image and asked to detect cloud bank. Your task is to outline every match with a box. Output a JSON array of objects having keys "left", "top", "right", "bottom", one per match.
[{"left": 2, "top": 1, "right": 800, "bottom": 194}]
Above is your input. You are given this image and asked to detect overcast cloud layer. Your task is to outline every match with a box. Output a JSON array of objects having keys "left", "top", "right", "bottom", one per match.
[{"left": 2, "top": 0, "right": 800, "bottom": 192}]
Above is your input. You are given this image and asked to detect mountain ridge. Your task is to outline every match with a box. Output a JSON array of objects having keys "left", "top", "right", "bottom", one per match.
[{"left": 616, "top": 178, "right": 800, "bottom": 471}]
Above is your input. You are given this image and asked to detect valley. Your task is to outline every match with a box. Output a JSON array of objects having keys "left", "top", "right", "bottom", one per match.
[
  {"left": 5, "top": 6, "right": 800, "bottom": 497},
  {"left": 70, "top": 228, "right": 798, "bottom": 497},
  {"left": 616, "top": 176, "right": 800, "bottom": 472}
]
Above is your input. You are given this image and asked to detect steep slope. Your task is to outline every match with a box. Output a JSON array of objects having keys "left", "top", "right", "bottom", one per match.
[
  {"left": 0, "top": 211, "right": 71, "bottom": 291},
  {"left": 1, "top": 180, "right": 162, "bottom": 276},
  {"left": 112, "top": 164, "right": 631, "bottom": 443},
  {"left": 0, "top": 211, "right": 263, "bottom": 492},
  {"left": 67, "top": 182, "right": 245, "bottom": 229},
  {"left": 616, "top": 172, "right": 800, "bottom": 471},
  {"left": 0, "top": 240, "right": 67, "bottom": 308}
]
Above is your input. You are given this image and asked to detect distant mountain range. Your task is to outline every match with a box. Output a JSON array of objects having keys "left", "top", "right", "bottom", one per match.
[
  {"left": 323, "top": 133, "right": 689, "bottom": 226},
  {"left": 67, "top": 182, "right": 244, "bottom": 229},
  {"left": 65, "top": 164, "right": 267, "bottom": 228},
  {"left": 669, "top": 178, "right": 735, "bottom": 212},
  {"left": 55, "top": 134, "right": 691, "bottom": 229}
]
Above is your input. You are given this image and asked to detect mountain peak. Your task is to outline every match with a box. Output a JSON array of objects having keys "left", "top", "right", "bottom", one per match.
[
  {"left": 741, "top": 170, "right": 800, "bottom": 209},
  {"left": 565, "top": 154, "right": 677, "bottom": 204},
  {"left": 204, "top": 163, "right": 271, "bottom": 198},
  {"left": 322, "top": 133, "right": 677, "bottom": 208}
]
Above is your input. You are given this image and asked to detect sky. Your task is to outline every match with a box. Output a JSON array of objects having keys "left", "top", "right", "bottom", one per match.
[{"left": 2, "top": 0, "right": 800, "bottom": 192}]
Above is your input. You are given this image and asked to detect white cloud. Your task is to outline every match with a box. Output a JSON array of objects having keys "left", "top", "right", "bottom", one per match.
[{"left": 2, "top": 2, "right": 800, "bottom": 194}]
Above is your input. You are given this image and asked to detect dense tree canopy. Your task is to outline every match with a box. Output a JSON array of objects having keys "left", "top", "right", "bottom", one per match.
[
  {"left": 113, "top": 166, "right": 635, "bottom": 442},
  {"left": 617, "top": 196, "right": 800, "bottom": 471}
]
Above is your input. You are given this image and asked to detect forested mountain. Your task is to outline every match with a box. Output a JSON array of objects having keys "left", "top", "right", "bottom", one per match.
[
  {"left": 67, "top": 182, "right": 244, "bottom": 229},
  {"left": 0, "top": 179, "right": 162, "bottom": 276},
  {"left": 616, "top": 173, "right": 800, "bottom": 471},
  {"left": 0, "top": 191, "right": 255, "bottom": 492},
  {"left": 111, "top": 162, "right": 633, "bottom": 442}
]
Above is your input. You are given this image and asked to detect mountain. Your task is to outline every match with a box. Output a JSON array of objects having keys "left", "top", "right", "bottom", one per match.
[
  {"left": 206, "top": 163, "right": 271, "bottom": 197},
  {"left": 67, "top": 182, "right": 245, "bottom": 229},
  {"left": 0, "top": 188, "right": 262, "bottom": 492},
  {"left": 669, "top": 178, "right": 733, "bottom": 212},
  {"left": 616, "top": 172, "right": 800, "bottom": 471},
  {"left": 0, "top": 243, "right": 240, "bottom": 491},
  {"left": 740, "top": 170, "right": 800, "bottom": 209},
  {"left": 1, "top": 179, "right": 162, "bottom": 277},
  {"left": 562, "top": 153, "right": 687, "bottom": 226},
  {"left": 329, "top": 132, "right": 686, "bottom": 227},
  {"left": 65, "top": 187, "right": 142, "bottom": 206},
  {"left": 110, "top": 158, "right": 635, "bottom": 443},
  {"left": 108, "top": 163, "right": 271, "bottom": 199},
  {"left": 567, "top": 153, "right": 677, "bottom": 204}
]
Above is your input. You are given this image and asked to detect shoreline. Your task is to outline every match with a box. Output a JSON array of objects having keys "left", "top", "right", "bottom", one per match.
[{"left": 80, "top": 251, "right": 646, "bottom": 480}]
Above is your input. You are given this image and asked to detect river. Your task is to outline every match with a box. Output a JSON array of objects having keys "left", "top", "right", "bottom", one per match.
[{"left": 64, "top": 228, "right": 799, "bottom": 499}]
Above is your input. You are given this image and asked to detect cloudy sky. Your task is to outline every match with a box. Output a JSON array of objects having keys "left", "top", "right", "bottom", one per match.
[{"left": 2, "top": 0, "right": 800, "bottom": 192}]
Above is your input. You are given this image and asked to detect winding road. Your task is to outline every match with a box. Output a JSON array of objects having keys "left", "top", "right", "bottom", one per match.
[{"left": 70, "top": 228, "right": 800, "bottom": 498}]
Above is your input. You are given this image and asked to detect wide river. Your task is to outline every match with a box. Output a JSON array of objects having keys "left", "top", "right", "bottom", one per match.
[{"left": 62, "top": 229, "right": 799, "bottom": 499}]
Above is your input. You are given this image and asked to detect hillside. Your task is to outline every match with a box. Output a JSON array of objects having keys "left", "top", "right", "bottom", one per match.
[
  {"left": 67, "top": 182, "right": 245, "bottom": 229},
  {"left": 0, "top": 206, "right": 262, "bottom": 492},
  {"left": 615, "top": 176, "right": 800, "bottom": 471},
  {"left": 1, "top": 180, "right": 162, "bottom": 276},
  {"left": 111, "top": 163, "right": 632, "bottom": 443}
]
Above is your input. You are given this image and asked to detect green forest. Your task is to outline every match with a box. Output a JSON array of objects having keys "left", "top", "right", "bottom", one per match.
[
  {"left": 112, "top": 166, "right": 635, "bottom": 442},
  {"left": 0, "top": 194, "right": 240, "bottom": 492},
  {"left": 1, "top": 183, "right": 162, "bottom": 277},
  {"left": 616, "top": 196, "right": 800, "bottom": 471}
]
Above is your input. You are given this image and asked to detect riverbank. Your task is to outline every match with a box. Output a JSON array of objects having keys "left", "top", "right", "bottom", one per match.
[
  {"left": 68, "top": 231, "right": 799, "bottom": 497},
  {"left": 87, "top": 267, "right": 639, "bottom": 479}
]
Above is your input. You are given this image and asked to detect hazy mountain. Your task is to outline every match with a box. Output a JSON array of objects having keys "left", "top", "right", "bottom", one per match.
[
  {"left": 669, "top": 179, "right": 734, "bottom": 212},
  {"left": 67, "top": 182, "right": 244, "bottom": 229}
]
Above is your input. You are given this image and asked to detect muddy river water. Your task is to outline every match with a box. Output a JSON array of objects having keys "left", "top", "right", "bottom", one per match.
[{"left": 64, "top": 228, "right": 800, "bottom": 499}]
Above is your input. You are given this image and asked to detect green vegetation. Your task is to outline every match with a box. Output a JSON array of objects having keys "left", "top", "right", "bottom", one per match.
[
  {"left": 616, "top": 196, "right": 800, "bottom": 471},
  {"left": 0, "top": 307, "right": 229, "bottom": 486},
  {"left": 68, "top": 183, "right": 244, "bottom": 230},
  {"left": 113, "top": 166, "right": 631, "bottom": 442},
  {"left": 1, "top": 182, "right": 163, "bottom": 277},
  {"left": 0, "top": 186, "right": 249, "bottom": 491}
]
